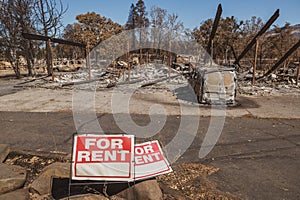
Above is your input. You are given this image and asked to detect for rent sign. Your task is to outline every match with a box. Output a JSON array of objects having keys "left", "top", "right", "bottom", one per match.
[
  {"left": 72, "top": 135, "right": 134, "bottom": 181},
  {"left": 134, "top": 140, "right": 172, "bottom": 180}
]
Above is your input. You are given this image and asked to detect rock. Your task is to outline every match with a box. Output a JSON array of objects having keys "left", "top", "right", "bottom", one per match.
[
  {"left": 0, "top": 145, "right": 10, "bottom": 163},
  {"left": 29, "top": 162, "right": 70, "bottom": 196},
  {"left": 60, "top": 193, "right": 109, "bottom": 200},
  {"left": 0, "top": 164, "right": 27, "bottom": 195},
  {"left": 115, "top": 179, "right": 163, "bottom": 200},
  {"left": 0, "top": 189, "right": 29, "bottom": 200},
  {"left": 159, "top": 182, "right": 188, "bottom": 200}
]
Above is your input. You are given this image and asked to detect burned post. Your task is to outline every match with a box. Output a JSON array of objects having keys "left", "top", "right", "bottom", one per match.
[
  {"left": 234, "top": 9, "right": 280, "bottom": 66},
  {"left": 207, "top": 4, "right": 222, "bottom": 56},
  {"left": 127, "top": 40, "right": 131, "bottom": 81},
  {"left": 86, "top": 41, "right": 90, "bottom": 80},
  {"left": 252, "top": 39, "right": 259, "bottom": 85},
  {"left": 297, "top": 62, "right": 300, "bottom": 85},
  {"left": 47, "top": 39, "right": 54, "bottom": 81},
  {"left": 22, "top": 32, "right": 86, "bottom": 78},
  {"left": 258, "top": 39, "right": 300, "bottom": 80}
]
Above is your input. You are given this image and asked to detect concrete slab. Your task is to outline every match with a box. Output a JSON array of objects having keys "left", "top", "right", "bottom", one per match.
[
  {"left": 0, "top": 88, "right": 299, "bottom": 119},
  {"left": 245, "top": 95, "right": 300, "bottom": 119}
]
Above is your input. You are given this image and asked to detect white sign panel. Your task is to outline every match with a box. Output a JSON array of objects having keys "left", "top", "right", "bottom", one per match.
[{"left": 72, "top": 134, "right": 134, "bottom": 181}]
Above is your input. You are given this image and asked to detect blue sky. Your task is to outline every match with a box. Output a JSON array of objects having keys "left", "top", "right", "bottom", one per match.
[{"left": 62, "top": 0, "right": 300, "bottom": 29}]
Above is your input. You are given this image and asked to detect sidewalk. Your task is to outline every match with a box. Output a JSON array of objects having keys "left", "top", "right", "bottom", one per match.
[{"left": 0, "top": 87, "right": 299, "bottom": 119}]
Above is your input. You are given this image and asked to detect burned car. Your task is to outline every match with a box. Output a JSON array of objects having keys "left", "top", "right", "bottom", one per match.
[{"left": 189, "top": 66, "right": 237, "bottom": 104}]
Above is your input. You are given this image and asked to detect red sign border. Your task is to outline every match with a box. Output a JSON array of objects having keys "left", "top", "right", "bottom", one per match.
[{"left": 71, "top": 134, "right": 135, "bottom": 181}]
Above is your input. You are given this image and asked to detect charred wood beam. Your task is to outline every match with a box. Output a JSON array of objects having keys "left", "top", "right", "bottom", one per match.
[
  {"left": 22, "top": 32, "right": 86, "bottom": 48},
  {"left": 230, "top": 45, "right": 240, "bottom": 68},
  {"left": 258, "top": 39, "right": 300, "bottom": 80},
  {"left": 207, "top": 4, "right": 222, "bottom": 55},
  {"left": 234, "top": 9, "right": 279, "bottom": 66}
]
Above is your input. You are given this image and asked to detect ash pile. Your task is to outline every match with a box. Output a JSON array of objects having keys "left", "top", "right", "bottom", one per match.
[
  {"left": 237, "top": 62, "right": 300, "bottom": 96},
  {"left": 116, "top": 63, "right": 188, "bottom": 92}
]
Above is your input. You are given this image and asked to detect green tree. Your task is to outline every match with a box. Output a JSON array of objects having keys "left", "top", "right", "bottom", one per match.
[
  {"left": 135, "top": 0, "right": 149, "bottom": 48},
  {"left": 71, "top": 12, "right": 123, "bottom": 49},
  {"left": 125, "top": 3, "right": 138, "bottom": 30},
  {"left": 125, "top": 3, "right": 138, "bottom": 49},
  {"left": 135, "top": 0, "right": 149, "bottom": 29}
]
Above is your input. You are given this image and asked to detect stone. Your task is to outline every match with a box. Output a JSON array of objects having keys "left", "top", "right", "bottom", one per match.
[
  {"left": 115, "top": 179, "right": 163, "bottom": 200},
  {"left": 0, "top": 145, "right": 10, "bottom": 163},
  {"left": 29, "top": 162, "right": 70, "bottom": 196},
  {"left": 60, "top": 193, "right": 109, "bottom": 200},
  {"left": 159, "top": 182, "right": 188, "bottom": 200},
  {"left": 0, "top": 164, "right": 27, "bottom": 195},
  {"left": 0, "top": 189, "right": 29, "bottom": 200}
]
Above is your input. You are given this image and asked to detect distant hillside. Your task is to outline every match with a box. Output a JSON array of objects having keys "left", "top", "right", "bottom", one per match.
[
  {"left": 266, "top": 24, "right": 300, "bottom": 39},
  {"left": 291, "top": 24, "right": 300, "bottom": 39}
]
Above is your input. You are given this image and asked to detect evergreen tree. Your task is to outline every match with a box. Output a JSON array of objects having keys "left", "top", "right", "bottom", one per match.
[
  {"left": 135, "top": 0, "right": 149, "bottom": 55},
  {"left": 125, "top": 3, "right": 137, "bottom": 49},
  {"left": 135, "top": 0, "right": 149, "bottom": 28},
  {"left": 125, "top": 3, "right": 137, "bottom": 30}
]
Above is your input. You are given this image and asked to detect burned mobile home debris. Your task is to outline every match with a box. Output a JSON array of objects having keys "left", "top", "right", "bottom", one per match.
[{"left": 4, "top": 4, "right": 299, "bottom": 105}]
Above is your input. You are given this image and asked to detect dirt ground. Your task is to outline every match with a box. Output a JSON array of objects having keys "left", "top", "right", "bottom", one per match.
[{"left": 4, "top": 150, "right": 240, "bottom": 199}]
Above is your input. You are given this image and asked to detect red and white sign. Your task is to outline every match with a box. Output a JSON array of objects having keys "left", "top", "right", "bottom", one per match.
[
  {"left": 134, "top": 140, "right": 172, "bottom": 180},
  {"left": 72, "top": 134, "right": 134, "bottom": 181}
]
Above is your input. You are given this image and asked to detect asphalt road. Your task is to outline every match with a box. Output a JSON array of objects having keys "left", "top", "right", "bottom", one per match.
[{"left": 0, "top": 111, "right": 299, "bottom": 199}]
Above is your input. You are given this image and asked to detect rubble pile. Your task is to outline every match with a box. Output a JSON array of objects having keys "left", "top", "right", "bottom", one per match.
[
  {"left": 54, "top": 72, "right": 87, "bottom": 84},
  {"left": 238, "top": 66, "right": 299, "bottom": 96},
  {"left": 7, "top": 58, "right": 299, "bottom": 99},
  {"left": 238, "top": 81, "right": 299, "bottom": 96},
  {"left": 117, "top": 63, "right": 188, "bottom": 91},
  {"left": 46, "top": 63, "right": 189, "bottom": 94}
]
